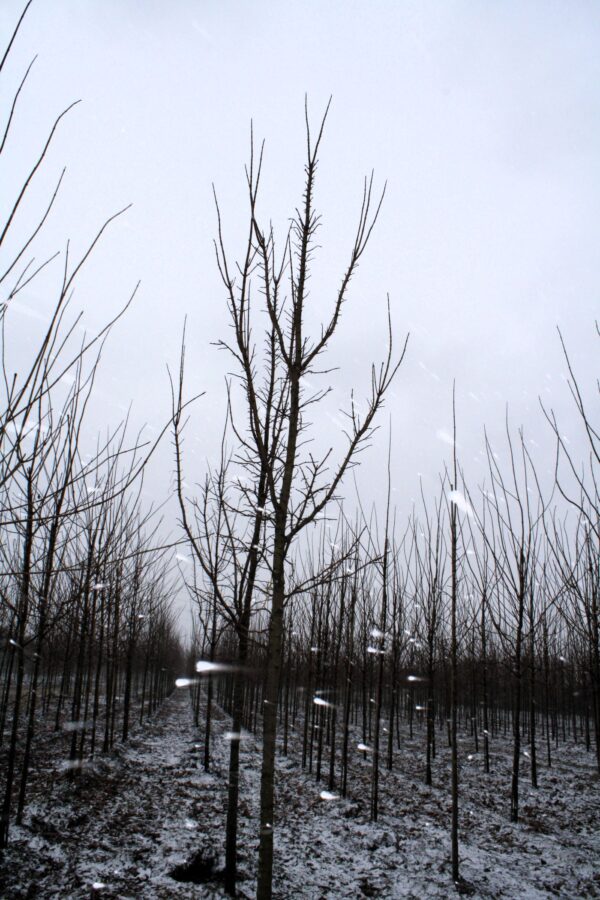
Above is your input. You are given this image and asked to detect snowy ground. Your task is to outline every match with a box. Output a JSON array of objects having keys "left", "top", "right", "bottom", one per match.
[{"left": 2, "top": 688, "right": 599, "bottom": 898}]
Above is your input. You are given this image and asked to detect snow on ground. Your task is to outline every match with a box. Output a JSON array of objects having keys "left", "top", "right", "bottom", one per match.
[
  {"left": 1, "top": 687, "right": 599, "bottom": 898},
  {"left": 1, "top": 692, "right": 224, "bottom": 899}
]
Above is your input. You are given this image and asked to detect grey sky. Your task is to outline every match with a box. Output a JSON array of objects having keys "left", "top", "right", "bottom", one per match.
[{"left": 2, "top": 0, "right": 599, "bottom": 541}]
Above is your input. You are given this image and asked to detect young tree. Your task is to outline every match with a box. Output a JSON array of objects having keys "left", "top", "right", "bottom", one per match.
[
  {"left": 212, "top": 103, "right": 407, "bottom": 899},
  {"left": 447, "top": 388, "right": 460, "bottom": 884},
  {"left": 172, "top": 406, "right": 271, "bottom": 893},
  {"left": 477, "top": 424, "right": 545, "bottom": 822}
]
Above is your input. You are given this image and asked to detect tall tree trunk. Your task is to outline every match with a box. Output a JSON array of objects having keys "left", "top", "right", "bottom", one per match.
[
  {"left": 450, "top": 457, "right": 459, "bottom": 884},
  {"left": 0, "top": 469, "right": 34, "bottom": 849},
  {"left": 481, "top": 591, "right": 490, "bottom": 774},
  {"left": 256, "top": 535, "right": 287, "bottom": 900}
]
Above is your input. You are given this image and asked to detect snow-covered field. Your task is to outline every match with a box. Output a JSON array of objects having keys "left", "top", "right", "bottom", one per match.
[{"left": 2, "top": 688, "right": 599, "bottom": 898}]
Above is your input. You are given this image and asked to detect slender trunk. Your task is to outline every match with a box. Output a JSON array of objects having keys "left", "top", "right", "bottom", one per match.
[
  {"left": 481, "top": 593, "right": 490, "bottom": 774},
  {"left": 224, "top": 627, "right": 249, "bottom": 895},
  {"left": 425, "top": 631, "right": 435, "bottom": 785},
  {"left": 0, "top": 634, "right": 16, "bottom": 749},
  {"left": 91, "top": 593, "right": 106, "bottom": 757},
  {"left": 341, "top": 577, "right": 356, "bottom": 798},
  {"left": 529, "top": 592, "right": 538, "bottom": 789},
  {"left": 122, "top": 624, "right": 136, "bottom": 743},
  {"left": 0, "top": 470, "right": 35, "bottom": 849},
  {"left": 256, "top": 536, "right": 286, "bottom": 900},
  {"left": 450, "top": 475, "right": 459, "bottom": 884},
  {"left": 16, "top": 633, "right": 43, "bottom": 823},
  {"left": 204, "top": 594, "right": 218, "bottom": 773},
  {"left": 511, "top": 600, "right": 524, "bottom": 823},
  {"left": 302, "top": 603, "right": 316, "bottom": 770},
  {"left": 372, "top": 531, "right": 389, "bottom": 823}
]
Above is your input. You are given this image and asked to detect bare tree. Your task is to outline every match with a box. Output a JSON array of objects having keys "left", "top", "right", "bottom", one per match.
[
  {"left": 476, "top": 423, "right": 545, "bottom": 822},
  {"left": 211, "top": 102, "right": 407, "bottom": 899}
]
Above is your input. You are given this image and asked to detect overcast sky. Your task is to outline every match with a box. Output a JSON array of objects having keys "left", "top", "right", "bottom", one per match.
[{"left": 2, "top": 1, "right": 599, "bottom": 565}]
